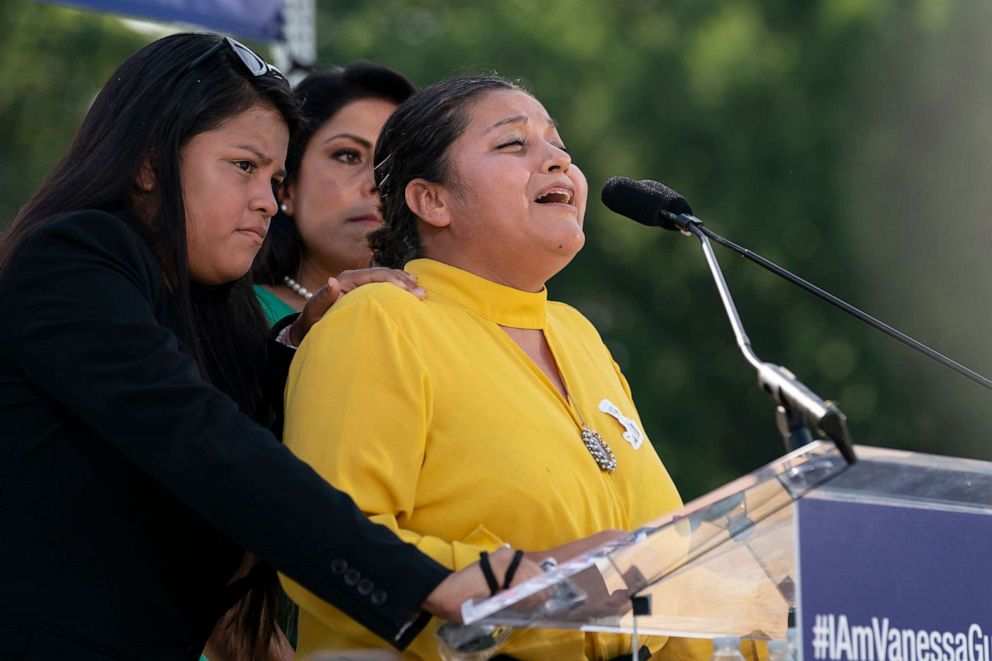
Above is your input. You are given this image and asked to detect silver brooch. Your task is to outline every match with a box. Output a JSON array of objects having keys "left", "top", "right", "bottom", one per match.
[{"left": 581, "top": 424, "right": 617, "bottom": 473}]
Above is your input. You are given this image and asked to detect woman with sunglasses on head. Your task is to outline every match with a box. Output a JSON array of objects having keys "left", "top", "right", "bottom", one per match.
[
  {"left": 252, "top": 62, "right": 420, "bottom": 326},
  {"left": 281, "top": 75, "right": 709, "bottom": 660},
  {"left": 0, "top": 34, "right": 536, "bottom": 661}
]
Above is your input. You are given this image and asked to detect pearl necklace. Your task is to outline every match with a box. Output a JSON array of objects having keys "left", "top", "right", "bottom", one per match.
[{"left": 283, "top": 275, "right": 314, "bottom": 300}]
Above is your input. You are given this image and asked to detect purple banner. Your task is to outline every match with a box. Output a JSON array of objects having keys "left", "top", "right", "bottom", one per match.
[
  {"left": 797, "top": 496, "right": 992, "bottom": 661},
  {"left": 38, "top": 0, "right": 284, "bottom": 41}
]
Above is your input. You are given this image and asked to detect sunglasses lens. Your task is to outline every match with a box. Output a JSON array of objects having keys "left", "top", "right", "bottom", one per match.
[
  {"left": 184, "top": 37, "right": 286, "bottom": 82},
  {"left": 228, "top": 40, "right": 268, "bottom": 76}
]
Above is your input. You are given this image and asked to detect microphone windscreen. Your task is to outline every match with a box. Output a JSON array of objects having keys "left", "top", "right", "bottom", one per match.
[
  {"left": 600, "top": 177, "right": 693, "bottom": 228},
  {"left": 638, "top": 179, "right": 694, "bottom": 216}
]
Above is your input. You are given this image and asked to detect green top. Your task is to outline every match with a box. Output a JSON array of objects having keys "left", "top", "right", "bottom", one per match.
[{"left": 254, "top": 284, "right": 296, "bottom": 327}]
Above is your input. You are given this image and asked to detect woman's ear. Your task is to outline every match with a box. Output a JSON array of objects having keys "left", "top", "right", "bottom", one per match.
[
  {"left": 405, "top": 179, "right": 451, "bottom": 229},
  {"left": 278, "top": 180, "right": 295, "bottom": 216}
]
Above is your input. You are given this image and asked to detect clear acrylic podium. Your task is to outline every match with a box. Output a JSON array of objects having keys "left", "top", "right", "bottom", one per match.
[{"left": 460, "top": 442, "right": 992, "bottom": 655}]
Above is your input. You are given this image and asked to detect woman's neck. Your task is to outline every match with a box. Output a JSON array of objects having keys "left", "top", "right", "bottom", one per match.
[
  {"left": 295, "top": 256, "right": 336, "bottom": 294},
  {"left": 420, "top": 249, "right": 552, "bottom": 294},
  {"left": 270, "top": 254, "right": 347, "bottom": 311}
]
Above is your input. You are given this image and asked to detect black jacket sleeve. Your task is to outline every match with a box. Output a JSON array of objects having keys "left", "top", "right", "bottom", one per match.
[{"left": 1, "top": 211, "right": 448, "bottom": 648}]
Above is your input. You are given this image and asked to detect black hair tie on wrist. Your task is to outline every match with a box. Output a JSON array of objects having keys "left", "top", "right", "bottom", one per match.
[
  {"left": 502, "top": 549, "right": 525, "bottom": 589},
  {"left": 478, "top": 550, "right": 500, "bottom": 596}
]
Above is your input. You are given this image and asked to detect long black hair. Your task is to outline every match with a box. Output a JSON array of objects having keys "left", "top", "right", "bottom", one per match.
[
  {"left": 370, "top": 74, "right": 522, "bottom": 268},
  {"left": 252, "top": 61, "right": 415, "bottom": 286},
  {"left": 0, "top": 32, "right": 303, "bottom": 656},
  {"left": 1, "top": 32, "right": 302, "bottom": 403}
]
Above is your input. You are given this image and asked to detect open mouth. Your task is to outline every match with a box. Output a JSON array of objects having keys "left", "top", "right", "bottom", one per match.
[{"left": 535, "top": 188, "right": 574, "bottom": 205}]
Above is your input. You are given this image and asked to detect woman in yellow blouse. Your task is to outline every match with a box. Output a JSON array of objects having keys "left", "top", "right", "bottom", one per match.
[{"left": 282, "top": 75, "right": 704, "bottom": 660}]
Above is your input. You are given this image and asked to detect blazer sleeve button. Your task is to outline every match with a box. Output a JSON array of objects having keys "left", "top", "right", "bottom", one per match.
[
  {"left": 371, "top": 589, "right": 388, "bottom": 606},
  {"left": 357, "top": 578, "right": 374, "bottom": 596},
  {"left": 344, "top": 568, "right": 361, "bottom": 586},
  {"left": 331, "top": 558, "right": 348, "bottom": 575}
]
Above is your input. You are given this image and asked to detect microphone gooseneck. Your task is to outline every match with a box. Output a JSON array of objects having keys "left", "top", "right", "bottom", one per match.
[
  {"left": 602, "top": 176, "right": 858, "bottom": 464},
  {"left": 604, "top": 177, "right": 992, "bottom": 395}
]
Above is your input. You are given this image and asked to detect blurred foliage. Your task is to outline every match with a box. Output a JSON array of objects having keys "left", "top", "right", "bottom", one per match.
[
  {"left": 0, "top": 2, "right": 147, "bottom": 224},
  {"left": 3, "top": 0, "right": 991, "bottom": 499}
]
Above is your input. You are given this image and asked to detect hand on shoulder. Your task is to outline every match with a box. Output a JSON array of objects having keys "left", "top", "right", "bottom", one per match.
[{"left": 287, "top": 267, "right": 425, "bottom": 345}]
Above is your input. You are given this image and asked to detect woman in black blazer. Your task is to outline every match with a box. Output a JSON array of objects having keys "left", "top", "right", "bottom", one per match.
[{"left": 0, "top": 33, "right": 529, "bottom": 660}]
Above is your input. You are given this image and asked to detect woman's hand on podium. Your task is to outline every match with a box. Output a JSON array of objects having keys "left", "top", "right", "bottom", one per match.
[
  {"left": 421, "top": 546, "right": 543, "bottom": 622},
  {"left": 422, "top": 530, "right": 626, "bottom": 622}
]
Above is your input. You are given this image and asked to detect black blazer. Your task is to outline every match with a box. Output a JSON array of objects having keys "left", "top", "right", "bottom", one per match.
[{"left": 0, "top": 211, "right": 449, "bottom": 660}]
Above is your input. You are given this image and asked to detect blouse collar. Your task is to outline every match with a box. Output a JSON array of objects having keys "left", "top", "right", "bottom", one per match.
[{"left": 405, "top": 258, "right": 547, "bottom": 329}]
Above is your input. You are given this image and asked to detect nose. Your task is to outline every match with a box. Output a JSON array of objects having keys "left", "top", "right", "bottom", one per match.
[
  {"left": 360, "top": 163, "right": 378, "bottom": 199},
  {"left": 541, "top": 142, "right": 572, "bottom": 173},
  {"left": 253, "top": 181, "right": 279, "bottom": 218}
]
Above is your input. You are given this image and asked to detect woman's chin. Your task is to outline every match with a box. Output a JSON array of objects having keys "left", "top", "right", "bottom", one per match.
[
  {"left": 525, "top": 235, "right": 585, "bottom": 285},
  {"left": 548, "top": 226, "right": 586, "bottom": 259}
]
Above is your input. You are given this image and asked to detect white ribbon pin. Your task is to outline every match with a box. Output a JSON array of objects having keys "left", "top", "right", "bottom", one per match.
[{"left": 598, "top": 399, "right": 644, "bottom": 450}]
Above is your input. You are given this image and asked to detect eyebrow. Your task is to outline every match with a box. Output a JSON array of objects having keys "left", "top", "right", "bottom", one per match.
[
  {"left": 235, "top": 144, "right": 286, "bottom": 178},
  {"left": 320, "top": 132, "right": 374, "bottom": 149},
  {"left": 483, "top": 114, "right": 557, "bottom": 134}
]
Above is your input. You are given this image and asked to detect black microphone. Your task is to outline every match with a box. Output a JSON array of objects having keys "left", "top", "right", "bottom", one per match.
[{"left": 601, "top": 176, "right": 697, "bottom": 231}]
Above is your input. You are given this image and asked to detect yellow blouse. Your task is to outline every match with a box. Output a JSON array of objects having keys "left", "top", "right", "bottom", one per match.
[{"left": 282, "top": 258, "right": 699, "bottom": 660}]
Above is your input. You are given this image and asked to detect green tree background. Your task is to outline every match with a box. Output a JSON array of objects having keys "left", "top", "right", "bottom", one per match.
[{"left": 3, "top": 0, "right": 990, "bottom": 499}]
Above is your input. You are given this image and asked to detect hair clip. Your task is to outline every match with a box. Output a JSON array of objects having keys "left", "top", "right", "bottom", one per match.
[
  {"left": 374, "top": 154, "right": 393, "bottom": 196},
  {"left": 374, "top": 153, "right": 392, "bottom": 171}
]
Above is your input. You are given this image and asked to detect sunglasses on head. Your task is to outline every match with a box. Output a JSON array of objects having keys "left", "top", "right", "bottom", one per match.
[{"left": 183, "top": 36, "right": 286, "bottom": 82}]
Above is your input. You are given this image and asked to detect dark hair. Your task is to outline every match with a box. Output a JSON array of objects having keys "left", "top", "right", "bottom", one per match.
[
  {"left": 252, "top": 61, "right": 415, "bottom": 285},
  {"left": 369, "top": 74, "right": 522, "bottom": 268},
  {"left": 0, "top": 32, "right": 302, "bottom": 657}
]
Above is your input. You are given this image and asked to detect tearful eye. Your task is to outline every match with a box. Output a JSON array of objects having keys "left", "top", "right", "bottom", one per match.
[{"left": 496, "top": 138, "right": 525, "bottom": 149}]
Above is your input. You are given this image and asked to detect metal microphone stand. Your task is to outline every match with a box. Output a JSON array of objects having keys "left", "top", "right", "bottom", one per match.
[
  {"left": 696, "top": 225, "right": 992, "bottom": 393},
  {"left": 663, "top": 213, "right": 857, "bottom": 464}
]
